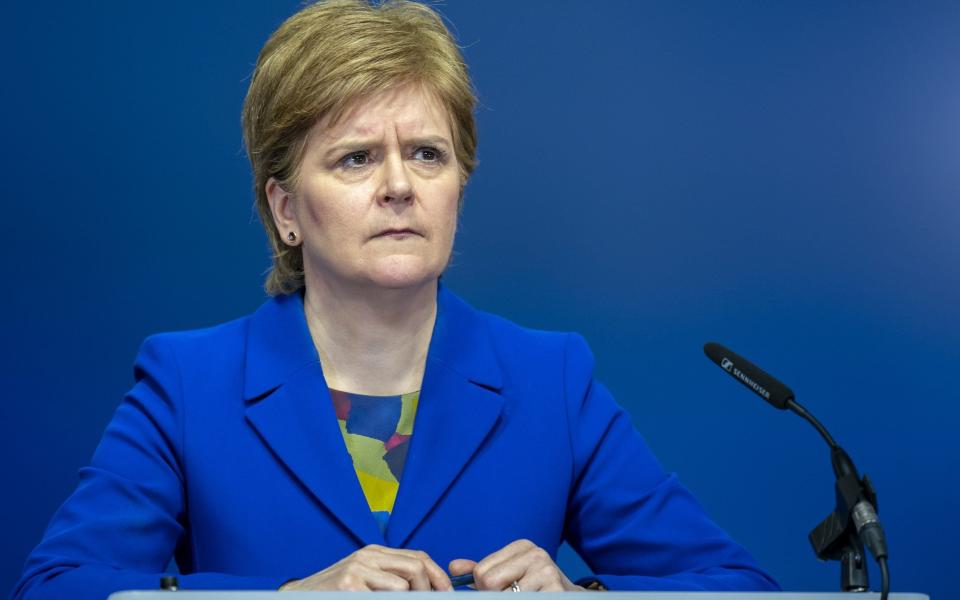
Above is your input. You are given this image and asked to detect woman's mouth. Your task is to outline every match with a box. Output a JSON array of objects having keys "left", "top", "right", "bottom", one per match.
[{"left": 375, "top": 228, "right": 419, "bottom": 238}]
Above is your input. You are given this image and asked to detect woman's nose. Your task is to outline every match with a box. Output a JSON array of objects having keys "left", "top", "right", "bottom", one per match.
[{"left": 379, "top": 152, "right": 414, "bottom": 204}]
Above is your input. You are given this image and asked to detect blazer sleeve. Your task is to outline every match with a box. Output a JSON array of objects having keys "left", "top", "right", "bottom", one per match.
[
  {"left": 11, "top": 335, "right": 290, "bottom": 600},
  {"left": 560, "top": 333, "right": 780, "bottom": 591}
]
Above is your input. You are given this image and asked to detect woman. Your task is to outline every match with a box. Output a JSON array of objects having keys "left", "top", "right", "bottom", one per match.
[{"left": 12, "top": 1, "right": 778, "bottom": 597}]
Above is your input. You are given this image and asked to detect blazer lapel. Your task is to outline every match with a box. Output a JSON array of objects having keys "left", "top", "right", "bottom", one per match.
[
  {"left": 239, "top": 286, "right": 506, "bottom": 550},
  {"left": 385, "top": 285, "right": 506, "bottom": 548},
  {"left": 242, "top": 293, "right": 385, "bottom": 547}
]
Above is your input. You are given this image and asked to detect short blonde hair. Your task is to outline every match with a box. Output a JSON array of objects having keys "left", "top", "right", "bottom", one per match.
[{"left": 242, "top": 0, "right": 478, "bottom": 296}]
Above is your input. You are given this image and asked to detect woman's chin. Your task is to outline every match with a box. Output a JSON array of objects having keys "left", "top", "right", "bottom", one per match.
[{"left": 364, "top": 258, "right": 442, "bottom": 290}]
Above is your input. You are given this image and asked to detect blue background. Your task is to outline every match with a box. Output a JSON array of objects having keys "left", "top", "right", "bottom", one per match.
[{"left": 2, "top": 1, "right": 957, "bottom": 598}]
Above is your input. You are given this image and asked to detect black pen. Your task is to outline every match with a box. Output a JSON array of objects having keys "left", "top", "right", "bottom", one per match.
[{"left": 449, "top": 573, "right": 475, "bottom": 588}]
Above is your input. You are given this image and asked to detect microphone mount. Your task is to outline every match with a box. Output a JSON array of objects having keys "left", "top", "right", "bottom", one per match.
[
  {"left": 793, "top": 396, "right": 880, "bottom": 591},
  {"left": 783, "top": 396, "right": 880, "bottom": 588}
]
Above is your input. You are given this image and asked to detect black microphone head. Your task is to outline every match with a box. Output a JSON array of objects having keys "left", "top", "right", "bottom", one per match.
[{"left": 703, "top": 342, "right": 795, "bottom": 409}]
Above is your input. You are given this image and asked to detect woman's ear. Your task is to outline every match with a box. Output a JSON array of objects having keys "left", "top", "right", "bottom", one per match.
[{"left": 266, "top": 177, "right": 298, "bottom": 245}]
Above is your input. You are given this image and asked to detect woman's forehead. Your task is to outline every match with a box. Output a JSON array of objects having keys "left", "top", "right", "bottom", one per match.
[{"left": 313, "top": 84, "right": 453, "bottom": 144}]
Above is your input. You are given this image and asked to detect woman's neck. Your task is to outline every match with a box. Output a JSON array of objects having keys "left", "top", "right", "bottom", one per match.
[{"left": 302, "top": 277, "right": 438, "bottom": 396}]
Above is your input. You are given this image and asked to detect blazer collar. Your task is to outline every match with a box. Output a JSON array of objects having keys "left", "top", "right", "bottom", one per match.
[
  {"left": 242, "top": 291, "right": 317, "bottom": 401},
  {"left": 242, "top": 282, "right": 504, "bottom": 402}
]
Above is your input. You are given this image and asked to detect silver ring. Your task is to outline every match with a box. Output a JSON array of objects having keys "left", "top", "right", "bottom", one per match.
[{"left": 510, "top": 581, "right": 522, "bottom": 592}]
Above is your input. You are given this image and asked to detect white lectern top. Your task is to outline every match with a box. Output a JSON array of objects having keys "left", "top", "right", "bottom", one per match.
[{"left": 109, "top": 591, "right": 930, "bottom": 600}]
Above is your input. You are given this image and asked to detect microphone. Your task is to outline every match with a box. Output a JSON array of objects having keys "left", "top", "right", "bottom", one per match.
[
  {"left": 703, "top": 342, "right": 889, "bottom": 597},
  {"left": 702, "top": 342, "right": 794, "bottom": 409}
]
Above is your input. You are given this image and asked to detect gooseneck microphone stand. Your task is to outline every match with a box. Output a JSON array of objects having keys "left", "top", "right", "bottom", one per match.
[{"left": 703, "top": 342, "right": 889, "bottom": 600}]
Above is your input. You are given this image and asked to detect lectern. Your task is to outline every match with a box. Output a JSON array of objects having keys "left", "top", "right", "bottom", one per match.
[{"left": 109, "top": 591, "right": 930, "bottom": 600}]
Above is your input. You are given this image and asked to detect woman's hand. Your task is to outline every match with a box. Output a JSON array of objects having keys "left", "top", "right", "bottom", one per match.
[
  {"left": 449, "top": 539, "right": 584, "bottom": 592},
  {"left": 281, "top": 544, "right": 453, "bottom": 591}
]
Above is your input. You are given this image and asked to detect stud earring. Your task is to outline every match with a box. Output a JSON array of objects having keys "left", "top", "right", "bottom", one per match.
[{"left": 287, "top": 231, "right": 297, "bottom": 243}]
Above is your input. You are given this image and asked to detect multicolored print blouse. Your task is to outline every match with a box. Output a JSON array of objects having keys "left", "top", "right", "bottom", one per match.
[{"left": 330, "top": 389, "right": 419, "bottom": 533}]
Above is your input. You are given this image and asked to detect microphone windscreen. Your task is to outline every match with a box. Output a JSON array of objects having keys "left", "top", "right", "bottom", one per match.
[{"left": 703, "top": 342, "right": 795, "bottom": 409}]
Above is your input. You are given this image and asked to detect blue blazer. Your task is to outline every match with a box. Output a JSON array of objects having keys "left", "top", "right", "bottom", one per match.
[{"left": 13, "top": 285, "right": 777, "bottom": 599}]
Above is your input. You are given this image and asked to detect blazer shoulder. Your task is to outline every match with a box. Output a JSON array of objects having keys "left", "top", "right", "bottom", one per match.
[
  {"left": 135, "top": 310, "right": 254, "bottom": 381},
  {"left": 477, "top": 306, "right": 571, "bottom": 346},
  {"left": 469, "top": 302, "right": 596, "bottom": 378},
  {"left": 142, "top": 312, "right": 250, "bottom": 353}
]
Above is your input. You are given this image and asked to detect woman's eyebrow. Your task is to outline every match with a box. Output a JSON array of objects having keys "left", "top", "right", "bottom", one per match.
[
  {"left": 323, "top": 135, "right": 451, "bottom": 160},
  {"left": 322, "top": 139, "right": 379, "bottom": 160},
  {"left": 404, "top": 135, "right": 451, "bottom": 148}
]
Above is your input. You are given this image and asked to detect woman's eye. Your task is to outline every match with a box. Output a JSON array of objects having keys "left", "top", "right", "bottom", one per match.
[
  {"left": 414, "top": 147, "right": 444, "bottom": 163},
  {"left": 341, "top": 151, "right": 370, "bottom": 168}
]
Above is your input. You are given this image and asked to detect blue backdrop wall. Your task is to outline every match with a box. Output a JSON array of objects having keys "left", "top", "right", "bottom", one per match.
[{"left": 2, "top": 2, "right": 957, "bottom": 598}]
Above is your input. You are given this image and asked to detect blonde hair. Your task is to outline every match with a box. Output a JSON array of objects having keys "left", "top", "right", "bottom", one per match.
[{"left": 242, "top": 0, "right": 478, "bottom": 296}]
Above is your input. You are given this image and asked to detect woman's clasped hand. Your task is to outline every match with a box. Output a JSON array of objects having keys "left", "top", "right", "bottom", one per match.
[
  {"left": 278, "top": 545, "right": 453, "bottom": 591},
  {"left": 280, "top": 540, "right": 582, "bottom": 591},
  {"left": 449, "top": 539, "right": 583, "bottom": 592}
]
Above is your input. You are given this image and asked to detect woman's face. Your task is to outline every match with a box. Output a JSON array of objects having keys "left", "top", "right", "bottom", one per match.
[{"left": 268, "top": 84, "right": 461, "bottom": 292}]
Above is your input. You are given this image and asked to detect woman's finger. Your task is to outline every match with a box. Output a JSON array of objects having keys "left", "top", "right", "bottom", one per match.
[
  {"left": 449, "top": 558, "right": 479, "bottom": 590},
  {"left": 513, "top": 561, "right": 568, "bottom": 592},
  {"left": 356, "top": 551, "right": 430, "bottom": 590},
  {"left": 473, "top": 539, "right": 537, "bottom": 591},
  {"left": 474, "top": 539, "right": 534, "bottom": 577},
  {"left": 353, "top": 562, "right": 412, "bottom": 591},
  {"left": 367, "top": 546, "right": 451, "bottom": 590},
  {"left": 448, "top": 558, "right": 477, "bottom": 576},
  {"left": 480, "top": 553, "right": 534, "bottom": 591}
]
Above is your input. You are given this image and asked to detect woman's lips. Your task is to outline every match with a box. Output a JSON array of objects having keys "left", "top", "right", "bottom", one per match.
[{"left": 375, "top": 228, "right": 419, "bottom": 238}]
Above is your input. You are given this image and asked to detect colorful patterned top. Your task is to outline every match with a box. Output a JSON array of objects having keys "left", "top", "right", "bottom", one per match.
[{"left": 330, "top": 388, "right": 419, "bottom": 533}]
